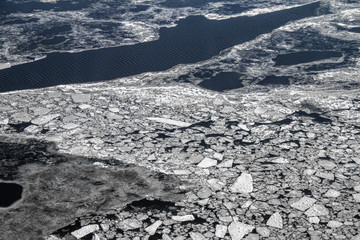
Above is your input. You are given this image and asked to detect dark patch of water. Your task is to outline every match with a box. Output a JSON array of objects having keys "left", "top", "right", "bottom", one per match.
[
  {"left": 293, "top": 111, "right": 332, "bottom": 124},
  {"left": 258, "top": 76, "right": 290, "bottom": 85},
  {"left": 274, "top": 51, "right": 342, "bottom": 66},
  {"left": 149, "top": 233, "right": 162, "bottom": 240},
  {"left": 125, "top": 198, "right": 177, "bottom": 213},
  {"left": 198, "top": 72, "right": 244, "bottom": 92},
  {"left": 156, "top": 133, "right": 171, "bottom": 139},
  {"left": 200, "top": 139, "right": 211, "bottom": 149},
  {"left": 39, "top": 25, "right": 72, "bottom": 38},
  {"left": 226, "top": 121, "right": 239, "bottom": 129},
  {"left": 272, "top": 118, "right": 293, "bottom": 125},
  {"left": 205, "top": 133, "right": 225, "bottom": 138},
  {"left": 82, "top": 234, "right": 95, "bottom": 240},
  {"left": 261, "top": 161, "right": 277, "bottom": 165},
  {"left": 349, "top": 27, "right": 360, "bottom": 33},
  {"left": 52, "top": 219, "right": 82, "bottom": 238},
  {"left": 176, "top": 74, "right": 191, "bottom": 83},
  {"left": 256, "top": 118, "right": 293, "bottom": 126},
  {"left": 234, "top": 139, "right": 254, "bottom": 146},
  {"left": 262, "top": 214, "right": 272, "bottom": 223},
  {"left": 303, "top": 189, "right": 312, "bottom": 195},
  {"left": 260, "top": 138, "right": 273, "bottom": 144},
  {"left": 0, "top": 2, "right": 322, "bottom": 92},
  {"left": 129, "top": 5, "right": 150, "bottom": 13},
  {"left": 40, "top": 36, "right": 67, "bottom": 45},
  {"left": 41, "top": 128, "right": 50, "bottom": 134},
  {"left": 160, "top": 0, "right": 217, "bottom": 8},
  {"left": 189, "top": 120, "right": 214, "bottom": 128},
  {"left": 193, "top": 71, "right": 213, "bottom": 79},
  {"left": 304, "top": 62, "right": 344, "bottom": 72},
  {"left": 300, "top": 101, "right": 323, "bottom": 112},
  {"left": 192, "top": 216, "right": 207, "bottom": 224},
  {"left": 8, "top": 122, "right": 32, "bottom": 133},
  {"left": 0, "top": 182, "right": 23, "bottom": 208}
]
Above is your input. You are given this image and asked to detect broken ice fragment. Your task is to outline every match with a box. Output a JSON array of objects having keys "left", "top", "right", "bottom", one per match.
[
  {"left": 71, "top": 94, "right": 91, "bottom": 103},
  {"left": 145, "top": 220, "right": 162, "bottom": 235},
  {"left": 327, "top": 220, "right": 343, "bottom": 228},
  {"left": 172, "top": 215, "right": 195, "bottom": 222},
  {"left": 290, "top": 197, "right": 316, "bottom": 211},
  {"left": 215, "top": 224, "right": 227, "bottom": 238},
  {"left": 266, "top": 212, "right": 283, "bottom": 229},
  {"left": 189, "top": 232, "right": 206, "bottom": 240},
  {"left": 197, "top": 157, "right": 217, "bottom": 168},
  {"left": 304, "top": 204, "right": 329, "bottom": 217},
  {"left": 117, "top": 219, "right": 142, "bottom": 230},
  {"left": 147, "top": 117, "right": 191, "bottom": 127},
  {"left": 230, "top": 173, "right": 253, "bottom": 193},
  {"left": 71, "top": 224, "right": 99, "bottom": 239},
  {"left": 197, "top": 186, "right": 212, "bottom": 199},
  {"left": 353, "top": 193, "right": 360, "bottom": 202},
  {"left": 324, "top": 189, "right": 341, "bottom": 198},
  {"left": 228, "top": 221, "right": 254, "bottom": 240},
  {"left": 32, "top": 114, "right": 60, "bottom": 125}
]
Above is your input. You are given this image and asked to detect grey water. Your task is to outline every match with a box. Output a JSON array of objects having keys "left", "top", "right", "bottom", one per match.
[{"left": 0, "top": 2, "right": 321, "bottom": 93}]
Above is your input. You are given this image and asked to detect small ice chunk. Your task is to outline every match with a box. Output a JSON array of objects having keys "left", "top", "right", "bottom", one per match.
[
  {"left": 0, "top": 63, "right": 11, "bottom": 70},
  {"left": 309, "top": 217, "right": 320, "bottom": 224},
  {"left": 266, "top": 212, "right": 283, "bottom": 229},
  {"left": 189, "top": 232, "right": 206, "bottom": 240},
  {"left": 32, "top": 114, "right": 60, "bottom": 125},
  {"left": 197, "top": 157, "right": 217, "bottom": 168},
  {"left": 353, "top": 193, "right": 360, "bottom": 202},
  {"left": 327, "top": 220, "right": 343, "bottom": 228},
  {"left": 172, "top": 215, "right": 195, "bottom": 222},
  {"left": 71, "top": 225, "right": 99, "bottom": 239},
  {"left": 145, "top": 220, "right": 162, "bottom": 235},
  {"left": 117, "top": 219, "right": 142, "bottom": 230},
  {"left": 290, "top": 197, "right": 316, "bottom": 211},
  {"left": 228, "top": 221, "right": 254, "bottom": 240},
  {"left": 62, "top": 123, "right": 79, "bottom": 130},
  {"left": 324, "top": 189, "right": 341, "bottom": 198},
  {"left": 305, "top": 204, "right": 329, "bottom": 217},
  {"left": 215, "top": 224, "right": 227, "bottom": 238},
  {"left": 221, "top": 106, "right": 236, "bottom": 113},
  {"left": 147, "top": 117, "right": 191, "bottom": 127},
  {"left": 71, "top": 94, "right": 91, "bottom": 103}
]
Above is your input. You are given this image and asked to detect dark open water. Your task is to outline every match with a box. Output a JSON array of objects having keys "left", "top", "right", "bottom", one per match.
[
  {"left": 0, "top": 2, "right": 321, "bottom": 92},
  {"left": 0, "top": 182, "right": 23, "bottom": 208}
]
